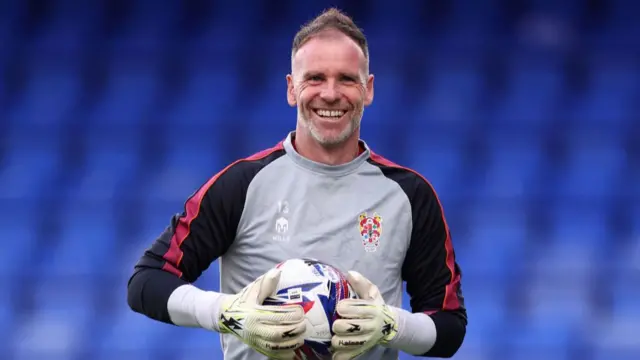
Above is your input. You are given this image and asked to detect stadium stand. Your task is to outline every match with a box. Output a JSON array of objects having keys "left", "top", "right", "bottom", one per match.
[{"left": 0, "top": 0, "right": 638, "bottom": 359}]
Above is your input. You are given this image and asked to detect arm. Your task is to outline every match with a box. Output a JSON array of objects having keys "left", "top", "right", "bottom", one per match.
[
  {"left": 387, "top": 174, "right": 466, "bottom": 358},
  {"left": 127, "top": 161, "right": 253, "bottom": 330}
]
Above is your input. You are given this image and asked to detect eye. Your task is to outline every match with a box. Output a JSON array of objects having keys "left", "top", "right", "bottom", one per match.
[
  {"left": 306, "top": 74, "right": 324, "bottom": 83},
  {"left": 340, "top": 75, "right": 357, "bottom": 83}
]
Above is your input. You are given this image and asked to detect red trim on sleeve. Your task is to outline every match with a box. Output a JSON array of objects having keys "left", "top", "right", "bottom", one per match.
[
  {"left": 369, "top": 152, "right": 461, "bottom": 311},
  {"left": 161, "top": 142, "right": 285, "bottom": 278}
]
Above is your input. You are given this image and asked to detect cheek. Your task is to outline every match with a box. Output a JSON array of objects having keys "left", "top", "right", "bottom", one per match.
[
  {"left": 346, "top": 88, "right": 366, "bottom": 104},
  {"left": 297, "top": 88, "right": 315, "bottom": 106}
]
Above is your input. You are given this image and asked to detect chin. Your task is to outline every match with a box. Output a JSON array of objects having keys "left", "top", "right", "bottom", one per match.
[{"left": 310, "top": 127, "right": 355, "bottom": 147}]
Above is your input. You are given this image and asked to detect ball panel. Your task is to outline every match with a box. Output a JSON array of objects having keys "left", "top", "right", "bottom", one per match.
[{"left": 263, "top": 258, "right": 358, "bottom": 360}]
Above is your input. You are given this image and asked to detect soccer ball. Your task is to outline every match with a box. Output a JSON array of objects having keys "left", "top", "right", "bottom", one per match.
[{"left": 263, "top": 258, "right": 358, "bottom": 359}]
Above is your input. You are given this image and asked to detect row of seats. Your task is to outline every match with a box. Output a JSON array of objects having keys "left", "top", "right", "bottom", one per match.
[
  {"left": 4, "top": 63, "right": 638, "bottom": 132},
  {"left": 3, "top": 0, "right": 639, "bottom": 359},
  {"left": 2, "top": 0, "right": 638, "bottom": 46}
]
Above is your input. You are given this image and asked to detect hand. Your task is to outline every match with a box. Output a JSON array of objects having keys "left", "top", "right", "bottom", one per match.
[
  {"left": 331, "top": 271, "right": 398, "bottom": 360},
  {"left": 218, "top": 268, "right": 306, "bottom": 359}
]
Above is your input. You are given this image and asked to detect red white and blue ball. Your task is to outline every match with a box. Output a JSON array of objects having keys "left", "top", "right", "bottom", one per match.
[{"left": 263, "top": 258, "right": 358, "bottom": 360}]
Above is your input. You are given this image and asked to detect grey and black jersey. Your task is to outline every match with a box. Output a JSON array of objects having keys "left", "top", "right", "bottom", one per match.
[{"left": 128, "top": 132, "right": 467, "bottom": 359}]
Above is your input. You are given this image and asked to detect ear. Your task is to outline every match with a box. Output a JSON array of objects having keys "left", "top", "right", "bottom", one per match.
[
  {"left": 364, "top": 74, "right": 374, "bottom": 106},
  {"left": 286, "top": 74, "right": 296, "bottom": 107}
]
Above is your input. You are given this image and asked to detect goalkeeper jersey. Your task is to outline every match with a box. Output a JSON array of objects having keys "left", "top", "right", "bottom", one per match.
[{"left": 128, "top": 131, "right": 467, "bottom": 359}]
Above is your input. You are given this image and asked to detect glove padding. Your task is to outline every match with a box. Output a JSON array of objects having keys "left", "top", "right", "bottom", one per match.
[
  {"left": 219, "top": 268, "right": 306, "bottom": 359},
  {"left": 331, "top": 271, "right": 398, "bottom": 360}
]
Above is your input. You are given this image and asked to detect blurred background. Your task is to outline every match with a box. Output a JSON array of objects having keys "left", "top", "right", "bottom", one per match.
[{"left": 1, "top": 0, "right": 638, "bottom": 359}]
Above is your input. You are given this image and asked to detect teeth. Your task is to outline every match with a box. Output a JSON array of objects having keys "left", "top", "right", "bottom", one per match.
[{"left": 316, "top": 109, "right": 345, "bottom": 118}]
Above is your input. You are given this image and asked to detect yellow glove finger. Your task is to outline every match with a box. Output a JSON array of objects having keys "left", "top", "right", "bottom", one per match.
[
  {"left": 332, "top": 318, "right": 377, "bottom": 336},
  {"left": 242, "top": 268, "right": 282, "bottom": 305},
  {"left": 336, "top": 299, "right": 379, "bottom": 319},
  {"left": 253, "top": 304, "right": 305, "bottom": 325},
  {"left": 346, "top": 271, "right": 384, "bottom": 305},
  {"left": 253, "top": 321, "right": 307, "bottom": 342}
]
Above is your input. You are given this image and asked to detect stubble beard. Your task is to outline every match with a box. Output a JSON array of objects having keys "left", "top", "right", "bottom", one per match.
[{"left": 297, "top": 105, "right": 364, "bottom": 148}]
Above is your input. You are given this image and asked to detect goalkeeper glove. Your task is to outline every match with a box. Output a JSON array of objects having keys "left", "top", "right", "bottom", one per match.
[
  {"left": 219, "top": 268, "right": 306, "bottom": 359},
  {"left": 331, "top": 271, "right": 398, "bottom": 360}
]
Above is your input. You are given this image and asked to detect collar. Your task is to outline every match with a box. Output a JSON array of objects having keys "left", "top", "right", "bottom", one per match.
[{"left": 282, "top": 131, "right": 371, "bottom": 176}]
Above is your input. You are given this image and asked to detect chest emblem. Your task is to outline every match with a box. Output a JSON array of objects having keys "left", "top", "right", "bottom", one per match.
[{"left": 358, "top": 212, "right": 383, "bottom": 253}]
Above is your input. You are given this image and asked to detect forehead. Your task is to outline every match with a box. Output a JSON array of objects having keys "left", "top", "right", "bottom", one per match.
[{"left": 292, "top": 30, "right": 366, "bottom": 75}]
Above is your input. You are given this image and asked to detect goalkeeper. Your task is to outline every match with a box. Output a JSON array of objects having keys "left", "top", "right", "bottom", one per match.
[{"left": 127, "top": 7, "right": 466, "bottom": 360}]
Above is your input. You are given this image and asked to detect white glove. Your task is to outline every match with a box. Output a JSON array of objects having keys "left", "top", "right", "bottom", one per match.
[
  {"left": 331, "top": 271, "right": 398, "bottom": 360},
  {"left": 218, "top": 268, "right": 306, "bottom": 359}
]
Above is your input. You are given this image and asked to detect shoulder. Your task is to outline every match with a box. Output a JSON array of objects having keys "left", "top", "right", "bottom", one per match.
[
  {"left": 196, "top": 142, "right": 287, "bottom": 199},
  {"left": 367, "top": 151, "right": 438, "bottom": 200},
  {"left": 220, "top": 142, "right": 286, "bottom": 179}
]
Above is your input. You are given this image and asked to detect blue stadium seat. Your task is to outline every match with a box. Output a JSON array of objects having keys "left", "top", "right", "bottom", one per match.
[
  {"left": 590, "top": 312, "right": 640, "bottom": 360},
  {"left": 556, "top": 132, "right": 626, "bottom": 200},
  {"left": 0, "top": 200, "right": 38, "bottom": 274},
  {"left": 96, "top": 309, "right": 170, "bottom": 353},
  {"left": 549, "top": 205, "right": 608, "bottom": 247},
  {"left": 11, "top": 280, "right": 93, "bottom": 359},
  {"left": 480, "top": 134, "right": 543, "bottom": 200},
  {"left": 462, "top": 282, "right": 508, "bottom": 339},
  {"left": 0, "top": 1, "right": 26, "bottom": 52},
  {"left": 1, "top": 1, "right": 636, "bottom": 359},
  {"left": 0, "top": 144, "right": 62, "bottom": 201},
  {"left": 165, "top": 67, "right": 240, "bottom": 128},
  {"left": 365, "top": 0, "right": 423, "bottom": 51},
  {"left": 441, "top": 0, "right": 500, "bottom": 51},
  {"left": 86, "top": 67, "right": 161, "bottom": 128},
  {"left": 144, "top": 138, "right": 223, "bottom": 203},
  {"left": 631, "top": 205, "right": 640, "bottom": 241},
  {"left": 504, "top": 320, "right": 576, "bottom": 360},
  {"left": 461, "top": 204, "right": 529, "bottom": 283},
  {"left": 564, "top": 64, "right": 639, "bottom": 126},
  {"left": 69, "top": 140, "right": 140, "bottom": 202},
  {"left": 25, "top": 0, "right": 98, "bottom": 57},
  {"left": 94, "top": 351, "right": 160, "bottom": 360},
  {"left": 590, "top": 0, "right": 640, "bottom": 50},
  {"left": 108, "top": 0, "right": 181, "bottom": 56},
  {"left": 488, "top": 59, "right": 564, "bottom": 129},
  {"left": 524, "top": 241, "right": 596, "bottom": 352},
  {"left": 627, "top": 166, "right": 640, "bottom": 201},
  {"left": 365, "top": 71, "right": 405, "bottom": 126},
  {"left": 0, "top": 281, "right": 14, "bottom": 348},
  {"left": 526, "top": 0, "right": 583, "bottom": 19},
  {"left": 404, "top": 129, "right": 466, "bottom": 200},
  {"left": 6, "top": 69, "right": 81, "bottom": 129},
  {"left": 414, "top": 63, "right": 483, "bottom": 126},
  {"left": 42, "top": 201, "right": 118, "bottom": 276},
  {"left": 610, "top": 245, "right": 640, "bottom": 318}
]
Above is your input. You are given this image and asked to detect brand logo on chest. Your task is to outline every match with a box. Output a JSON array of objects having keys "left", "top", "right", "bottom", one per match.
[
  {"left": 272, "top": 200, "right": 290, "bottom": 242},
  {"left": 358, "top": 212, "right": 383, "bottom": 252}
]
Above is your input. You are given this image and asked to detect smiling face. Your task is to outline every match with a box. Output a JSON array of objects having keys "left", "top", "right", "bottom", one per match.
[{"left": 287, "top": 29, "right": 374, "bottom": 148}]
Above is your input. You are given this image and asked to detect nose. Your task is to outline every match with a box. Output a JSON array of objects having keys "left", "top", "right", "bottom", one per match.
[{"left": 319, "top": 80, "right": 339, "bottom": 103}]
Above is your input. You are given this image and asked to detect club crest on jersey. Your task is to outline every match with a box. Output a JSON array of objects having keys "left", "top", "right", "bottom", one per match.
[{"left": 358, "top": 212, "right": 383, "bottom": 252}]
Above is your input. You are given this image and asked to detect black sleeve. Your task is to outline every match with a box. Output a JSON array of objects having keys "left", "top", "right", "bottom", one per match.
[
  {"left": 126, "top": 157, "right": 273, "bottom": 324},
  {"left": 401, "top": 174, "right": 467, "bottom": 358}
]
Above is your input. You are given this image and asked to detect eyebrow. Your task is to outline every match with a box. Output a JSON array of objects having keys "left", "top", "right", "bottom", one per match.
[{"left": 302, "top": 71, "right": 360, "bottom": 80}]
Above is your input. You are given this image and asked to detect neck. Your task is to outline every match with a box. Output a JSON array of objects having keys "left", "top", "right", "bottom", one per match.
[{"left": 293, "top": 127, "right": 361, "bottom": 166}]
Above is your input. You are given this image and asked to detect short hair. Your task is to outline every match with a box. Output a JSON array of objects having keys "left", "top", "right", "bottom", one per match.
[{"left": 291, "top": 8, "right": 369, "bottom": 73}]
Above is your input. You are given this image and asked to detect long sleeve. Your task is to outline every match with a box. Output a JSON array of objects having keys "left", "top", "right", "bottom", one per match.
[
  {"left": 400, "top": 173, "right": 467, "bottom": 358},
  {"left": 126, "top": 154, "right": 276, "bottom": 324}
]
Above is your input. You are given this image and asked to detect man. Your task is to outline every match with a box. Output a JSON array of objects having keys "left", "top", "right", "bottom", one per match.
[{"left": 127, "top": 8, "right": 466, "bottom": 360}]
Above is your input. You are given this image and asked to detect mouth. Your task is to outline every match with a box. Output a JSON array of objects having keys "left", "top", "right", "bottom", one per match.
[{"left": 312, "top": 109, "right": 347, "bottom": 120}]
